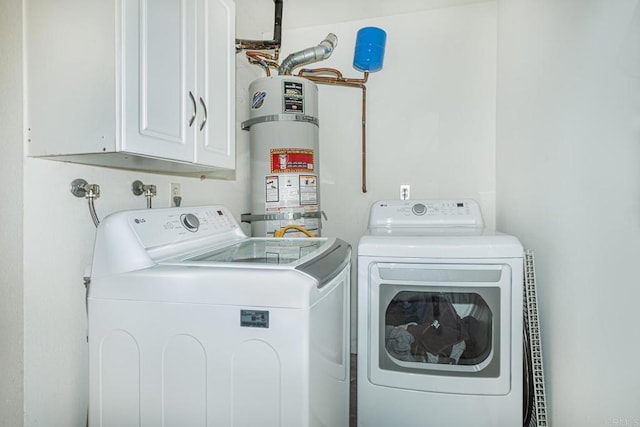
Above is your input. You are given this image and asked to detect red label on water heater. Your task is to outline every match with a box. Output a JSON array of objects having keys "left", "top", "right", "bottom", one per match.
[{"left": 270, "top": 148, "right": 314, "bottom": 173}]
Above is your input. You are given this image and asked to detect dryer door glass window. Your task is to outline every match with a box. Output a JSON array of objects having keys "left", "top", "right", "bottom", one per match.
[
  {"left": 375, "top": 264, "right": 506, "bottom": 378},
  {"left": 385, "top": 291, "right": 493, "bottom": 367}
]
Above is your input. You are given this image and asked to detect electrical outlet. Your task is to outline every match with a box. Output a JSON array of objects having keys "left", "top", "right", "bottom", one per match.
[
  {"left": 400, "top": 184, "right": 410, "bottom": 200},
  {"left": 170, "top": 183, "right": 181, "bottom": 207}
]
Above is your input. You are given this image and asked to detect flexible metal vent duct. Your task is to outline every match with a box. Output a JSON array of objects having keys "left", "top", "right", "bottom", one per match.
[{"left": 278, "top": 34, "right": 338, "bottom": 75}]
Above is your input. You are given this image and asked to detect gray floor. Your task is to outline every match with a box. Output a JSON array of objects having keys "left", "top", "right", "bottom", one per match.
[{"left": 350, "top": 354, "right": 357, "bottom": 427}]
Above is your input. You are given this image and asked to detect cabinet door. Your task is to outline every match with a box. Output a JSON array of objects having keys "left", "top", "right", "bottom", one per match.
[
  {"left": 121, "top": 0, "right": 196, "bottom": 162},
  {"left": 194, "top": 0, "right": 236, "bottom": 168}
]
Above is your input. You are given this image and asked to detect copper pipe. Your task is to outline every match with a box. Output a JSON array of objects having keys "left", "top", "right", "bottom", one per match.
[
  {"left": 300, "top": 67, "right": 344, "bottom": 79},
  {"left": 245, "top": 50, "right": 280, "bottom": 62},
  {"left": 245, "top": 51, "right": 279, "bottom": 77},
  {"left": 300, "top": 68, "right": 369, "bottom": 84},
  {"left": 297, "top": 70, "right": 370, "bottom": 193}
]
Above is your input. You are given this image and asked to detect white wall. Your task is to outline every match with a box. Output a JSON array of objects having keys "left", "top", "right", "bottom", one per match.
[
  {"left": 0, "top": 0, "right": 24, "bottom": 426},
  {"left": 497, "top": 0, "right": 640, "bottom": 425},
  {"left": 280, "top": 2, "right": 498, "bottom": 226}
]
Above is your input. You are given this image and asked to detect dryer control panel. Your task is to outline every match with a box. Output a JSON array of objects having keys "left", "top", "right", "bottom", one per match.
[{"left": 368, "top": 199, "right": 484, "bottom": 228}]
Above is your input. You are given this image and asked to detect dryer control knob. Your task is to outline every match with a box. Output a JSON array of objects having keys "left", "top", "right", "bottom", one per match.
[
  {"left": 181, "top": 213, "right": 200, "bottom": 231},
  {"left": 412, "top": 203, "right": 427, "bottom": 216}
]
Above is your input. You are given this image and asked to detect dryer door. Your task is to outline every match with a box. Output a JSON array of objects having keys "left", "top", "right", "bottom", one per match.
[{"left": 367, "top": 262, "right": 512, "bottom": 395}]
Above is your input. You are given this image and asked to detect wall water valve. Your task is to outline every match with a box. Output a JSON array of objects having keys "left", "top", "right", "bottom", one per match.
[
  {"left": 70, "top": 178, "right": 101, "bottom": 227},
  {"left": 132, "top": 180, "right": 157, "bottom": 209}
]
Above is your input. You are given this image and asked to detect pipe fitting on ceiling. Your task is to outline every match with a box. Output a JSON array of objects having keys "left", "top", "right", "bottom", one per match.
[{"left": 235, "top": 0, "right": 283, "bottom": 52}]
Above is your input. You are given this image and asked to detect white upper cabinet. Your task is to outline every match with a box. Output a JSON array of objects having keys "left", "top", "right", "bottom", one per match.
[
  {"left": 24, "top": 0, "right": 236, "bottom": 177},
  {"left": 195, "top": 0, "right": 236, "bottom": 170},
  {"left": 121, "top": 0, "right": 197, "bottom": 163}
]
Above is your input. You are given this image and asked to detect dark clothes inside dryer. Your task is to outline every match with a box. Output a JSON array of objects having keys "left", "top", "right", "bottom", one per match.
[{"left": 384, "top": 292, "right": 492, "bottom": 365}]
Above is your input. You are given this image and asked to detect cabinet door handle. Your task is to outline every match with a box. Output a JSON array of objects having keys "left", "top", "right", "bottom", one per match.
[
  {"left": 188, "top": 91, "right": 197, "bottom": 127},
  {"left": 199, "top": 97, "right": 208, "bottom": 131}
]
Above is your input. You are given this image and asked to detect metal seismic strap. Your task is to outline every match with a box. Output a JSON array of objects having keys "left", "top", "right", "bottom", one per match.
[{"left": 241, "top": 211, "right": 327, "bottom": 223}]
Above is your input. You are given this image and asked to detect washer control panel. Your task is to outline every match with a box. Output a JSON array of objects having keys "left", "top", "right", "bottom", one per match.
[
  {"left": 126, "top": 205, "right": 242, "bottom": 249},
  {"left": 368, "top": 199, "right": 484, "bottom": 228}
]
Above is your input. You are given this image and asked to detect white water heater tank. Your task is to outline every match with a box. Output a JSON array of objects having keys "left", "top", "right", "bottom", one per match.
[{"left": 242, "top": 76, "right": 322, "bottom": 237}]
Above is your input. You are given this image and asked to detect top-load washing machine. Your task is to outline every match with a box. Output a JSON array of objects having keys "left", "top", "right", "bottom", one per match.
[
  {"left": 87, "top": 205, "right": 351, "bottom": 427},
  {"left": 357, "top": 199, "right": 524, "bottom": 426}
]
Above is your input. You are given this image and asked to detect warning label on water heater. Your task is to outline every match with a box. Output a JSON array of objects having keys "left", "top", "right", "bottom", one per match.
[
  {"left": 264, "top": 174, "right": 317, "bottom": 206},
  {"left": 283, "top": 81, "right": 304, "bottom": 113},
  {"left": 270, "top": 148, "right": 314, "bottom": 173}
]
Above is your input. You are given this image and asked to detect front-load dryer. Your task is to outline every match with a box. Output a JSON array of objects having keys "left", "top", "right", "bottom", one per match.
[
  {"left": 357, "top": 199, "right": 523, "bottom": 426},
  {"left": 87, "top": 205, "right": 351, "bottom": 427}
]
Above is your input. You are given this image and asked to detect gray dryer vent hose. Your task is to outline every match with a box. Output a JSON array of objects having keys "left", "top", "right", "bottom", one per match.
[{"left": 278, "top": 33, "right": 338, "bottom": 75}]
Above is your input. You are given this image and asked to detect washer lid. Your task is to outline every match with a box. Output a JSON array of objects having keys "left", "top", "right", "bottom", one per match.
[
  {"left": 161, "top": 237, "right": 352, "bottom": 289},
  {"left": 182, "top": 238, "right": 326, "bottom": 265},
  {"left": 90, "top": 238, "right": 352, "bottom": 307}
]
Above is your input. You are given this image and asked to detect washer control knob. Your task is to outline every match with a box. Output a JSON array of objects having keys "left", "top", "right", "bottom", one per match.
[
  {"left": 412, "top": 203, "right": 427, "bottom": 216},
  {"left": 181, "top": 213, "right": 200, "bottom": 230}
]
